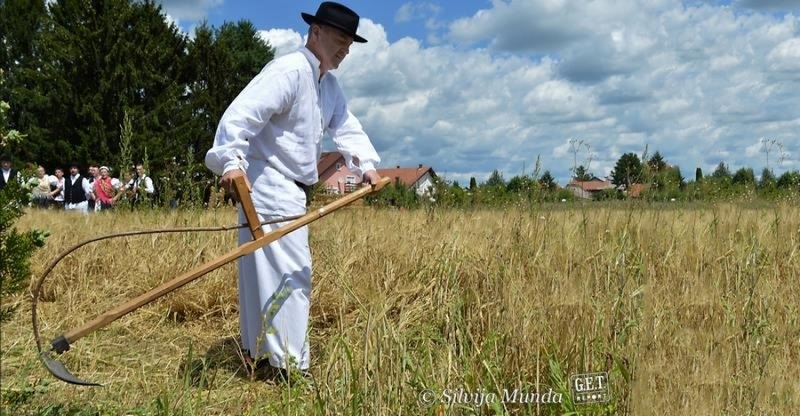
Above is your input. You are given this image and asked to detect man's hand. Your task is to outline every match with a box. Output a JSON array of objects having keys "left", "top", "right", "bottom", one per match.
[
  {"left": 219, "top": 169, "right": 252, "bottom": 203},
  {"left": 362, "top": 170, "right": 381, "bottom": 186}
]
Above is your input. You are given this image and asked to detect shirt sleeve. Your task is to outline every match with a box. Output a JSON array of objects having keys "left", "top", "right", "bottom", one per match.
[
  {"left": 142, "top": 176, "right": 155, "bottom": 194},
  {"left": 82, "top": 177, "right": 93, "bottom": 195},
  {"left": 205, "top": 65, "right": 298, "bottom": 176},
  {"left": 327, "top": 88, "right": 381, "bottom": 177}
]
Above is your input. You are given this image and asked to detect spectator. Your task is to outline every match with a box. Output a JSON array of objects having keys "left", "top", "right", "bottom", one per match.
[
  {"left": 28, "top": 165, "right": 54, "bottom": 208},
  {"left": 93, "top": 166, "right": 122, "bottom": 211},
  {"left": 86, "top": 164, "right": 99, "bottom": 212},
  {"left": 127, "top": 164, "right": 155, "bottom": 208},
  {"left": 0, "top": 153, "right": 19, "bottom": 190},
  {"left": 63, "top": 162, "right": 93, "bottom": 214},
  {"left": 49, "top": 167, "right": 65, "bottom": 209}
]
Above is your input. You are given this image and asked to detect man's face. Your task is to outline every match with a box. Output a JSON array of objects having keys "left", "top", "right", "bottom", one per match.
[
  {"left": 1, "top": 160, "right": 10, "bottom": 170},
  {"left": 136, "top": 166, "right": 144, "bottom": 176},
  {"left": 70, "top": 166, "right": 79, "bottom": 176},
  {"left": 89, "top": 166, "right": 98, "bottom": 177},
  {"left": 315, "top": 24, "right": 354, "bottom": 72}
]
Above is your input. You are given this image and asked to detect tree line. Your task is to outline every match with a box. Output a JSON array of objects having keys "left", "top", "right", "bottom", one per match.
[
  {"left": 367, "top": 151, "right": 800, "bottom": 209},
  {"left": 1, "top": 0, "right": 273, "bottom": 185}
]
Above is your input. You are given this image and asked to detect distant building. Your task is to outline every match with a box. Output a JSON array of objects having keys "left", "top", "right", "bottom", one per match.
[
  {"left": 317, "top": 151, "right": 436, "bottom": 196},
  {"left": 565, "top": 176, "right": 615, "bottom": 199},
  {"left": 376, "top": 164, "right": 436, "bottom": 196}
]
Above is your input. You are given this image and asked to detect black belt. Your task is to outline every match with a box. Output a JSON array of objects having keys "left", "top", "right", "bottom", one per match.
[{"left": 294, "top": 180, "right": 314, "bottom": 207}]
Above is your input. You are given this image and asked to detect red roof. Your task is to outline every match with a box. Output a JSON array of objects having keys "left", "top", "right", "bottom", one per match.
[
  {"left": 567, "top": 178, "right": 614, "bottom": 191},
  {"left": 377, "top": 165, "right": 435, "bottom": 187},
  {"left": 318, "top": 152, "right": 344, "bottom": 175}
]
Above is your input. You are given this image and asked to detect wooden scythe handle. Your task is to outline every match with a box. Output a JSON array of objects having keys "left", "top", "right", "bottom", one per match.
[{"left": 55, "top": 176, "right": 390, "bottom": 349}]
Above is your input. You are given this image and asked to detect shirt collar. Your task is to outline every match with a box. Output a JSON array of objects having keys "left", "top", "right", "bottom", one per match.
[{"left": 299, "top": 47, "right": 322, "bottom": 82}]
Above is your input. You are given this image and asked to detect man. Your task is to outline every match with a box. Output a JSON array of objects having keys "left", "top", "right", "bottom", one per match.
[
  {"left": 62, "top": 162, "right": 93, "bottom": 214},
  {"left": 0, "top": 153, "right": 19, "bottom": 190},
  {"left": 86, "top": 164, "right": 98, "bottom": 212},
  {"left": 205, "top": 2, "right": 381, "bottom": 381},
  {"left": 127, "top": 164, "right": 155, "bottom": 208}
]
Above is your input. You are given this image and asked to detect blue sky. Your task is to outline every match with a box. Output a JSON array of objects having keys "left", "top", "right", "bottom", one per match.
[{"left": 157, "top": 0, "right": 800, "bottom": 186}]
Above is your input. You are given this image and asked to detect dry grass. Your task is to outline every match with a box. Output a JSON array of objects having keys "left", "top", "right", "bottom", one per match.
[{"left": 1, "top": 201, "right": 799, "bottom": 415}]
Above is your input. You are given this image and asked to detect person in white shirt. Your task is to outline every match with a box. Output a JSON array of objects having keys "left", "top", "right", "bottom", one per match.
[
  {"left": 205, "top": 1, "right": 381, "bottom": 382},
  {"left": 62, "top": 162, "right": 93, "bottom": 214},
  {"left": 49, "top": 167, "right": 66, "bottom": 209},
  {"left": 127, "top": 164, "right": 155, "bottom": 208},
  {"left": 28, "top": 165, "right": 55, "bottom": 208}
]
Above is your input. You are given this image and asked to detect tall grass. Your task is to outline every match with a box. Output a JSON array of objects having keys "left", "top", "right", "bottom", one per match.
[{"left": 1, "top": 202, "right": 798, "bottom": 415}]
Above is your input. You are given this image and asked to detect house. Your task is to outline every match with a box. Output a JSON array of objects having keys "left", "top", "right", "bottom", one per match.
[
  {"left": 317, "top": 151, "right": 361, "bottom": 194},
  {"left": 316, "top": 151, "right": 436, "bottom": 196},
  {"left": 565, "top": 176, "right": 615, "bottom": 199},
  {"left": 376, "top": 164, "right": 436, "bottom": 196}
]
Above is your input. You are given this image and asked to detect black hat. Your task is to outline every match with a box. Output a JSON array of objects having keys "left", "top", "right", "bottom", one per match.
[
  {"left": 0, "top": 153, "right": 11, "bottom": 162},
  {"left": 302, "top": 2, "right": 367, "bottom": 43},
  {"left": 69, "top": 161, "right": 80, "bottom": 168}
]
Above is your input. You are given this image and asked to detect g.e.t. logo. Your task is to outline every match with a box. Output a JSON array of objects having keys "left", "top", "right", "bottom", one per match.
[{"left": 569, "top": 372, "right": 610, "bottom": 404}]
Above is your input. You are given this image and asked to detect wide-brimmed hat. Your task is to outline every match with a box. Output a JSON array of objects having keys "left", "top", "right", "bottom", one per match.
[
  {"left": 302, "top": 2, "right": 367, "bottom": 43},
  {"left": 0, "top": 153, "right": 11, "bottom": 162}
]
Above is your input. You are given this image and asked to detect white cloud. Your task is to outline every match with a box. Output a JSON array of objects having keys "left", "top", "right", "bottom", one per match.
[
  {"left": 395, "top": 2, "right": 441, "bottom": 23},
  {"left": 767, "top": 38, "right": 800, "bottom": 72},
  {"left": 340, "top": 1, "right": 799, "bottom": 184},
  {"left": 257, "top": 29, "right": 304, "bottom": 58},
  {"left": 155, "top": 0, "right": 224, "bottom": 23}
]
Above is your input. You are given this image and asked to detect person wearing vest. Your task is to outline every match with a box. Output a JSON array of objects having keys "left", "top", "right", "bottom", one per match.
[
  {"left": 0, "top": 153, "right": 19, "bottom": 191},
  {"left": 63, "top": 162, "right": 92, "bottom": 214}
]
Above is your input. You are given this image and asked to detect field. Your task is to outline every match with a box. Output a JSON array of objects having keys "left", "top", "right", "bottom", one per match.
[{"left": 1, "top": 201, "right": 799, "bottom": 415}]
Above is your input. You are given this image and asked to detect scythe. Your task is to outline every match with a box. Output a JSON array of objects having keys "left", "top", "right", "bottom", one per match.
[{"left": 31, "top": 175, "right": 390, "bottom": 386}]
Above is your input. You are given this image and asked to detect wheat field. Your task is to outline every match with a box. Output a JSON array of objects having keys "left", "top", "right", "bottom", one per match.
[{"left": 1, "top": 201, "right": 799, "bottom": 415}]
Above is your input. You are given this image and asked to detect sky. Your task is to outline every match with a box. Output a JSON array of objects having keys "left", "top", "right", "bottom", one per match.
[{"left": 156, "top": 0, "right": 800, "bottom": 186}]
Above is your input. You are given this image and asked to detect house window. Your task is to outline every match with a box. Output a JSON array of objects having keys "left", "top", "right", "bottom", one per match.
[
  {"left": 335, "top": 162, "right": 342, "bottom": 170},
  {"left": 344, "top": 176, "right": 356, "bottom": 193}
]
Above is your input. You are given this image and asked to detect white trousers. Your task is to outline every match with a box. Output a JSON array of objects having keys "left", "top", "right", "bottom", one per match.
[
  {"left": 238, "top": 160, "right": 311, "bottom": 370},
  {"left": 65, "top": 201, "right": 89, "bottom": 214}
]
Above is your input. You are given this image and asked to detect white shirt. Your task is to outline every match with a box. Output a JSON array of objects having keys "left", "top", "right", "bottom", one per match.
[
  {"left": 127, "top": 175, "right": 154, "bottom": 194},
  {"left": 2, "top": 169, "right": 10, "bottom": 183},
  {"left": 205, "top": 47, "right": 380, "bottom": 186},
  {"left": 50, "top": 177, "right": 65, "bottom": 201}
]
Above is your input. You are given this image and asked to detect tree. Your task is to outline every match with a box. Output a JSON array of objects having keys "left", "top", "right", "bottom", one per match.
[
  {"left": 776, "top": 170, "right": 800, "bottom": 189},
  {"left": 0, "top": 70, "right": 47, "bottom": 323},
  {"left": 732, "top": 167, "right": 755, "bottom": 186},
  {"left": 647, "top": 151, "right": 667, "bottom": 172},
  {"left": 610, "top": 153, "right": 643, "bottom": 190},
  {"left": 573, "top": 165, "right": 591, "bottom": 181},
  {"left": 3, "top": 0, "right": 194, "bottom": 171},
  {"left": 711, "top": 162, "right": 731, "bottom": 181},
  {"left": 185, "top": 20, "right": 274, "bottom": 163},
  {"left": 538, "top": 171, "right": 557, "bottom": 191},
  {"left": 469, "top": 177, "right": 477, "bottom": 191},
  {"left": 485, "top": 170, "right": 505, "bottom": 188},
  {"left": 695, "top": 167, "right": 703, "bottom": 182},
  {"left": 759, "top": 168, "right": 776, "bottom": 190}
]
